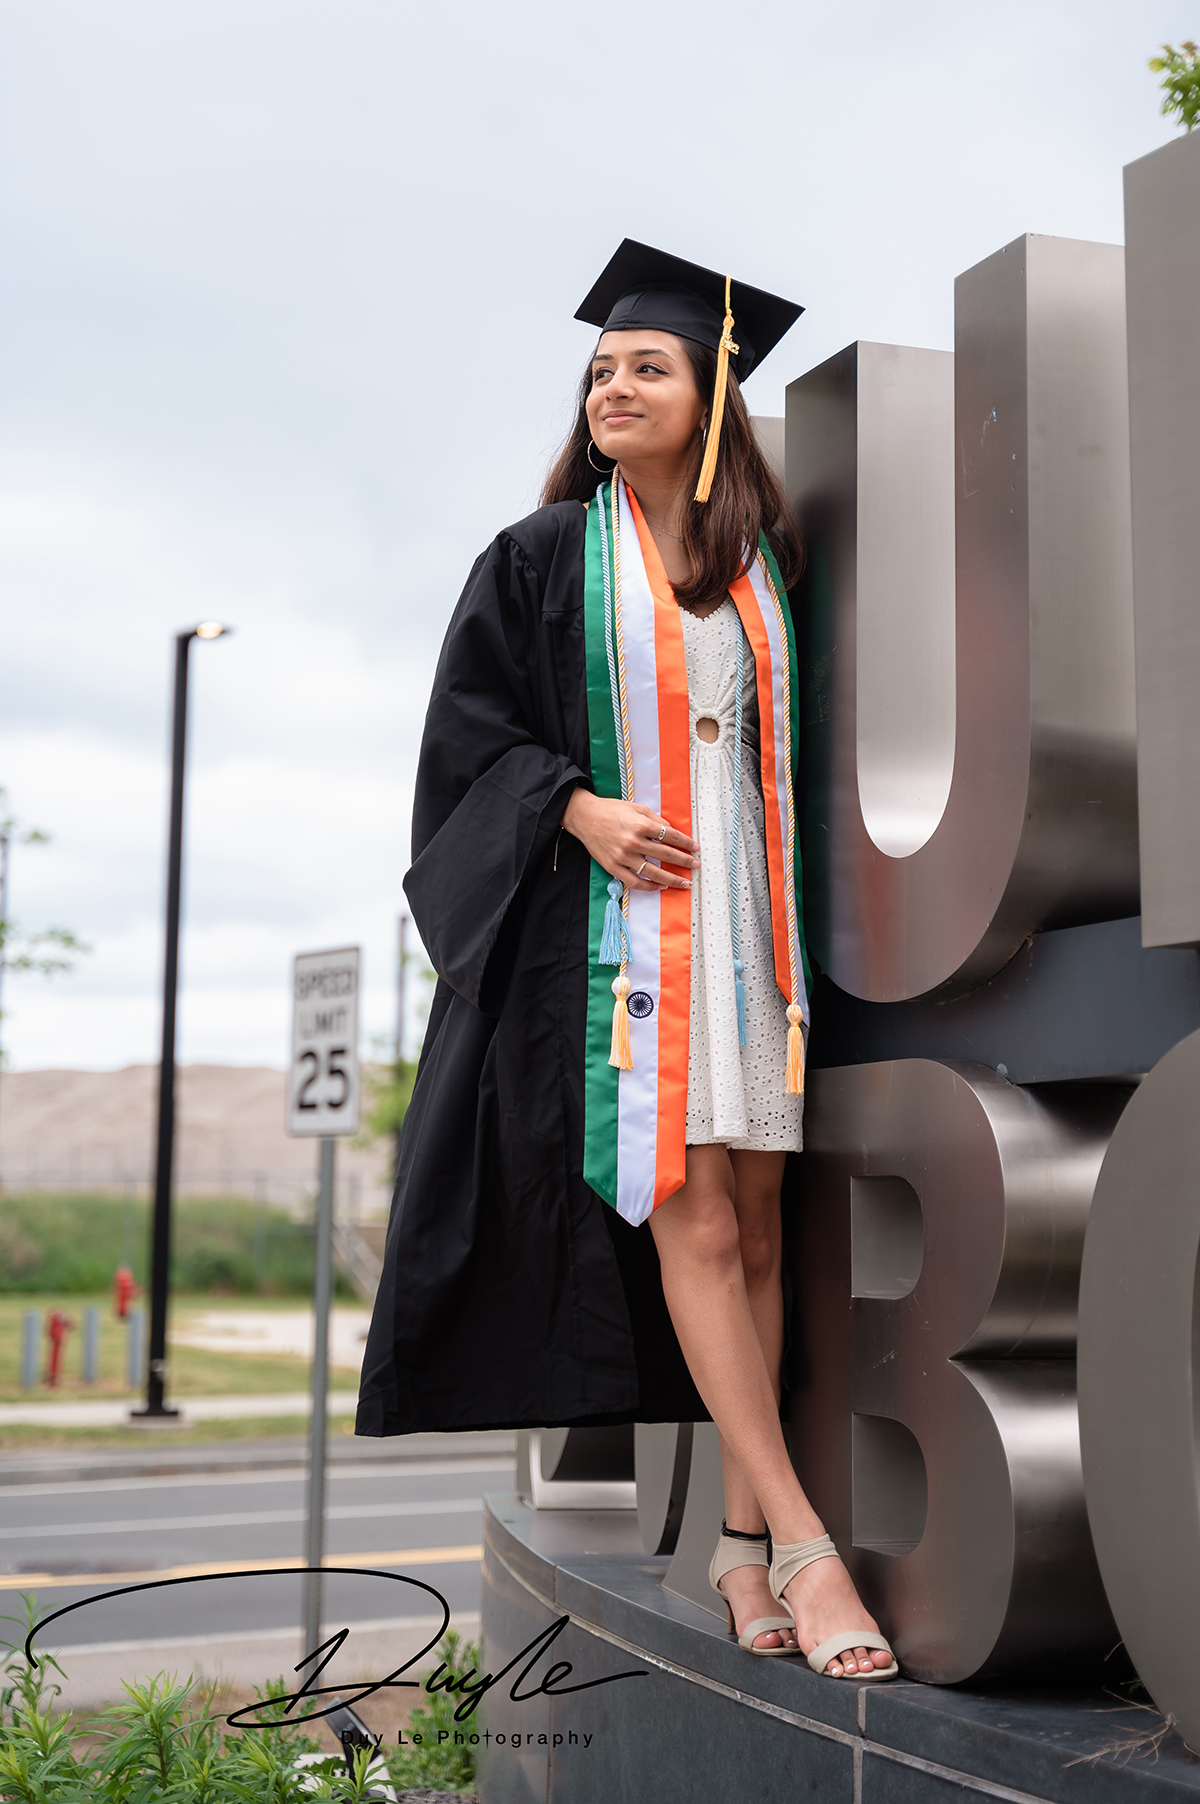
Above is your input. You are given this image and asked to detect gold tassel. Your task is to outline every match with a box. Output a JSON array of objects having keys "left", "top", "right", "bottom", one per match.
[
  {"left": 785, "top": 1002, "right": 805, "bottom": 1095},
  {"left": 694, "top": 274, "right": 739, "bottom": 504},
  {"left": 609, "top": 972, "right": 633, "bottom": 1070}
]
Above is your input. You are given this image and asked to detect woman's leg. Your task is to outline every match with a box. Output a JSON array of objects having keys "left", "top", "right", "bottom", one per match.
[
  {"left": 713, "top": 1151, "right": 794, "bottom": 1645},
  {"left": 650, "top": 1146, "right": 892, "bottom": 1674},
  {"left": 719, "top": 1149, "right": 788, "bottom": 1526},
  {"left": 714, "top": 1154, "right": 790, "bottom": 1537}
]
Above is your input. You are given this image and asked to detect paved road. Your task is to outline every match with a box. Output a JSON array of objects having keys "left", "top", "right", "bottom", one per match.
[{"left": 0, "top": 1452, "right": 514, "bottom": 1677}]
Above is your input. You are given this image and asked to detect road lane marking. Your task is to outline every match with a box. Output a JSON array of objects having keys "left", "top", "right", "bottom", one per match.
[
  {"left": 0, "top": 1544, "right": 483, "bottom": 1591},
  {"left": 0, "top": 1459, "right": 514, "bottom": 1502},
  {"left": 0, "top": 1498, "right": 483, "bottom": 1540}
]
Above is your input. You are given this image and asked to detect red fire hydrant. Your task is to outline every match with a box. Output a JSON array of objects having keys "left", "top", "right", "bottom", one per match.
[
  {"left": 114, "top": 1266, "right": 138, "bottom": 1320},
  {"left": 45, "top": 1310, "right": 74, "bottom": 1388}
]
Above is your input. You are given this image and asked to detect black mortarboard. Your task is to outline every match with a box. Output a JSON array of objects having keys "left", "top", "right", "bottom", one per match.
[{"left": 574, "top": 239, "right": 804, "bottom": 384}]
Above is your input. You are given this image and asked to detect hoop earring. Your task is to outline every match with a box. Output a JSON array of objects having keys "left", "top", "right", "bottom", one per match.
[{"left": 587, "top": 440, "right": 615, "bottom": 472}]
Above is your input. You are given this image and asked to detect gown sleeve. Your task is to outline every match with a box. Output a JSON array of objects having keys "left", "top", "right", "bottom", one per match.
[{"left": 403, "top": 528, "right": 587, "bottom": 1016}]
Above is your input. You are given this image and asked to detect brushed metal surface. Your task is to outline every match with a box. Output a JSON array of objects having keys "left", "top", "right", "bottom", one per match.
[
  {"left": 855, "top": 344, "right": 956, "bottom": 859},
  {"left": 1078, "top": 1027, "right": 1200, "bottom": 1749},
  {"left": 789, "top": 236, "right": 1138, "bottom": 1003},
  {"left": 851, "top": 1413, "right": 927, "bottom": 1553},
  {"left": 661, "top": 1421, "right": 726, "bottom": 1619},
  {"left": 851, "top": 1175, "right": 924, "bottom": 1299},
  {"left": 808, "top": 913, "right": 1200, "bottom": 1084},
  {"left": 1125, "top": 131, "right": 1200, "bottom": 948},
  {"left": 750, "top": 413, "right": 785, "bottom": 485},
  {"left": 539, "top": 1425, "right": 570, "bottom": 1478},
  {"left": 634, "top": 1420, "right": 692, "bottom": 1556},
  {"left": 792, "top": 1059, "right": 1127, "bottom": 1682},
  {"left": 527, "top": 1426, "right": 636, "bottom": 1510}
]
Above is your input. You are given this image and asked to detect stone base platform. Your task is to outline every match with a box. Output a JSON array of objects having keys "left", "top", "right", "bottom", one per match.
[{"left": 478, "top": 1495, "right": 1200, "bottom": 1804}]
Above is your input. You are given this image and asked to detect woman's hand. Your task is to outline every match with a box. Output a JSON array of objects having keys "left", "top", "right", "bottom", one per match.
[{"left": 562, "top": 789, "right": 699, "bottom": 891}]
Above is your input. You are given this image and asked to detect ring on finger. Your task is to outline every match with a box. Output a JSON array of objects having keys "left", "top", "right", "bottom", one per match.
[
  {"left": 655, "top": 823, "right": 667, "bottom": 842},
  {"left": 636, "top": 859, "right": 648, "bottom": 877}
]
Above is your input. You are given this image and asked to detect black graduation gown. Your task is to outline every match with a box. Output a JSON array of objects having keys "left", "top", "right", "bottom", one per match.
[{"left": 356, "top": 500, "right": 706, "bottom": 1436}]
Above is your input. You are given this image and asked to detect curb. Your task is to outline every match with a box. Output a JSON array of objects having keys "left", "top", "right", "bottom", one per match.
[{"left": 0, "top": 1430, "right": 517, "bottom": 1487}]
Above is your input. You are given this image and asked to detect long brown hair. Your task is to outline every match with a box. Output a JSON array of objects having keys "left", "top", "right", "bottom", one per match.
[{"left": 541, "top": 338, "right": 803, "bottom": 605}]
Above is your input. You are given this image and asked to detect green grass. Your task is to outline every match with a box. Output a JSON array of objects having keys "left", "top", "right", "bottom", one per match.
[
  {"left": 0, "top": 1192, "right": 350, "bottom": 1297},
  {"left": 0, "top": 1294, "right": 362, "bottom": 1404},
  {"left": 0, "top": 1415, "right": 358, "bottom": 1452}
]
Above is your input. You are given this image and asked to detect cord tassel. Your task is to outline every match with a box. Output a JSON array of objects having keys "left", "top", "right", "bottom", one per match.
[
  {"left": 785, "top": 1002, "right": 805, "bottom": 1095},
  {"left": 694, "top": 274, "right": 738, "bottom": 505},
  {"left": 599, "top": 878, "right": 628, "bottom": 965},
  {"left": 734, "top": 957, "right": 747, "bottom": 1048},
  {"left": 609, "top": 972, "right": 633, "bottom": 1070}
]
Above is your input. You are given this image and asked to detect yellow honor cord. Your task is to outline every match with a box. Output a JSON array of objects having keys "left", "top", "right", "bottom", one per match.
[
  {"left": 694, "top": 274, "right": 739, "bottom": 505},
  {"left": 785, "top": 1002, "right": 805, "bottom": 1096},
  {"left": 609, "top": 971, "right": 633, "bottom": 1070}
]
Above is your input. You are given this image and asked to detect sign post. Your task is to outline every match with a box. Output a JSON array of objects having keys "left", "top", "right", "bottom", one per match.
[{"left": 288, "top": 945, "right": 360, "bottom": 1660}]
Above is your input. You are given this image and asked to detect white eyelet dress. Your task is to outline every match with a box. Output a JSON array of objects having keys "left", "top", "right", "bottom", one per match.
[{"left": 680, "top": 599, "right": 805, "bottom": 1152}]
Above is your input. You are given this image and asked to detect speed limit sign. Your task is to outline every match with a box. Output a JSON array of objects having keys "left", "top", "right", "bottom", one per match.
[{"left": 288, "top": 946, "right": 361, "bottom": 1136}]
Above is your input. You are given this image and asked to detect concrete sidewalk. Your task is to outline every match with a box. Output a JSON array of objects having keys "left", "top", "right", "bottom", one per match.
[
  {"left": 171, "top": 1306, "right": 371, "bottom": 1370},
  {"left": 0, "top": 1392, "right": 362, "bottom": 1428}
]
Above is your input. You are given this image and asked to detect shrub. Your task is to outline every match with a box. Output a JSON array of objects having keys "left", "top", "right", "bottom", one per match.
[
  {"left": 0, "top": 1195, "right": 349, "bottom": 1297},
  {"left": 389, "top": 1630, "right": 479, "bottom": 1794},
  {"left": 1, "top": 1601, "right": 476, "bottom": 1801}
]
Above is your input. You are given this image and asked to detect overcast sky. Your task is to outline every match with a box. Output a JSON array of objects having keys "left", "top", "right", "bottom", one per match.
[{"left": 0, "top": 0, "right": 1189, "bottom": 1073}]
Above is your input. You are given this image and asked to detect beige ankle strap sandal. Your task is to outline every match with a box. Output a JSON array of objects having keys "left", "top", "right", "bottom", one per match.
[
  {"left": 805, "top": 1630, "right": 898, "bottom": 1680},
  {"left": 708, "top": 1529, "right": 799, "bottom": 1658},
  {"left": 768, "top": 1534, "right": 899, "bottom": 1680},
  {"left": 709, "top": 1528, "right": 769, "bottom": 1587}
]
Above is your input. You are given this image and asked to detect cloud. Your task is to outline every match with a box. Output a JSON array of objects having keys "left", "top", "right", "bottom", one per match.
[{"left": 0, "top": 0, "right": 1183, "bottom": 1068}]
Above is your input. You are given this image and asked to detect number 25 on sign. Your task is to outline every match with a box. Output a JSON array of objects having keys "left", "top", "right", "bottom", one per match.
[{"left": 288, "top": 947, "right": 361, "bottom": 1138}]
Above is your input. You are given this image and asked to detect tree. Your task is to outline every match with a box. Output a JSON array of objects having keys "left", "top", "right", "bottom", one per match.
[
  {"left": 0, "top": 788, "right": 90, "bottom": 1072},
  {"left": 360, "top": 1049, "right": 420, "bottom": 1145},
  {"left": 355, "top": 944, "right": 433, "bottom": 1176},
  {"left": 1149, "top": 41, "right": 1200, "bottom": 133}
]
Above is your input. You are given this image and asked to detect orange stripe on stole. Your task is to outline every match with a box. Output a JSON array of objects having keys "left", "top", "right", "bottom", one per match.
[
  {"left": 627, "top": 488, "right": 691, "bottom": 1207},
  {"left": 730, "top": 571, "right": 793, "bottom": 1004}
]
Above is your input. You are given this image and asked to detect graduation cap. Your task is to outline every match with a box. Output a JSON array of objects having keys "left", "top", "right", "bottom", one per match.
[{"left": 575, "top": 240, "right": 804, "bottom": 501}]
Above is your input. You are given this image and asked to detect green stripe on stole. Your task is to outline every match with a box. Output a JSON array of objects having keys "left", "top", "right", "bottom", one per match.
[
  {"left": 582, "top": 487, "right": 621, "bottom": 1208},
  {"left": 758, "top": 533, "right": 813, "bottom": 1001}
]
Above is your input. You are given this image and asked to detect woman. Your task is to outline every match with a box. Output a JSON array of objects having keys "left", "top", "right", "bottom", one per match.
[{"left": 358, "top": 241, "right": 896, "bottom": 1681}]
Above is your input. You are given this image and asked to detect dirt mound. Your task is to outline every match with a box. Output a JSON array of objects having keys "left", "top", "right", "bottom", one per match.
[{"left": 0, "top": 1065, "right": 393, "bottom": 1215}]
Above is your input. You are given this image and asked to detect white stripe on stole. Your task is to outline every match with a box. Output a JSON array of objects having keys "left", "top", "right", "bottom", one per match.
[
  {"left": 614, "top": 476, "right": 662, "bottom": 1227},
  {"left": 745, "top": 555, "right": 809, "bottom": 1020}
]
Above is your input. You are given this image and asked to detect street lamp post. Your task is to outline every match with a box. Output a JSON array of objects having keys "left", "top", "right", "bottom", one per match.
[{"left": 133, "top": 621, "right": 230, "bottom": 1420}]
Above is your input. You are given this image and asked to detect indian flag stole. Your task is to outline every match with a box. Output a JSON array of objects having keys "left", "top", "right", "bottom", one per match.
[{"left": 582, "top": 475, "right": 809, "bottom": 1227}]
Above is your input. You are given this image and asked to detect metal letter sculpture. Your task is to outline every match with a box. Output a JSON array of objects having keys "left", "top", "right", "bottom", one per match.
[
  {"left": 1125, "top": 130, "right": 1200, "bottom": 949},
  {"left": 780, "top": 165, "right": 1200, "bottom": 1722},
  {"left": 534, "top": 138, "right": 1200, "bottom": 1739},
  {"left": 796, "top": 1061, "right": 1126, "bottom": 1681},
  {"left": 789, "top": 235, "right": 1138, "bottom": 1004},
  {"left": 1078, "top": 1029, "right": 1200, "bottom": 1746}
]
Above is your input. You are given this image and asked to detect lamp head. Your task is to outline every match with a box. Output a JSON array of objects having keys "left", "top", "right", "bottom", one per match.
[{"left": 195, "top": 621, "right": 232, "bottom": 640}]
